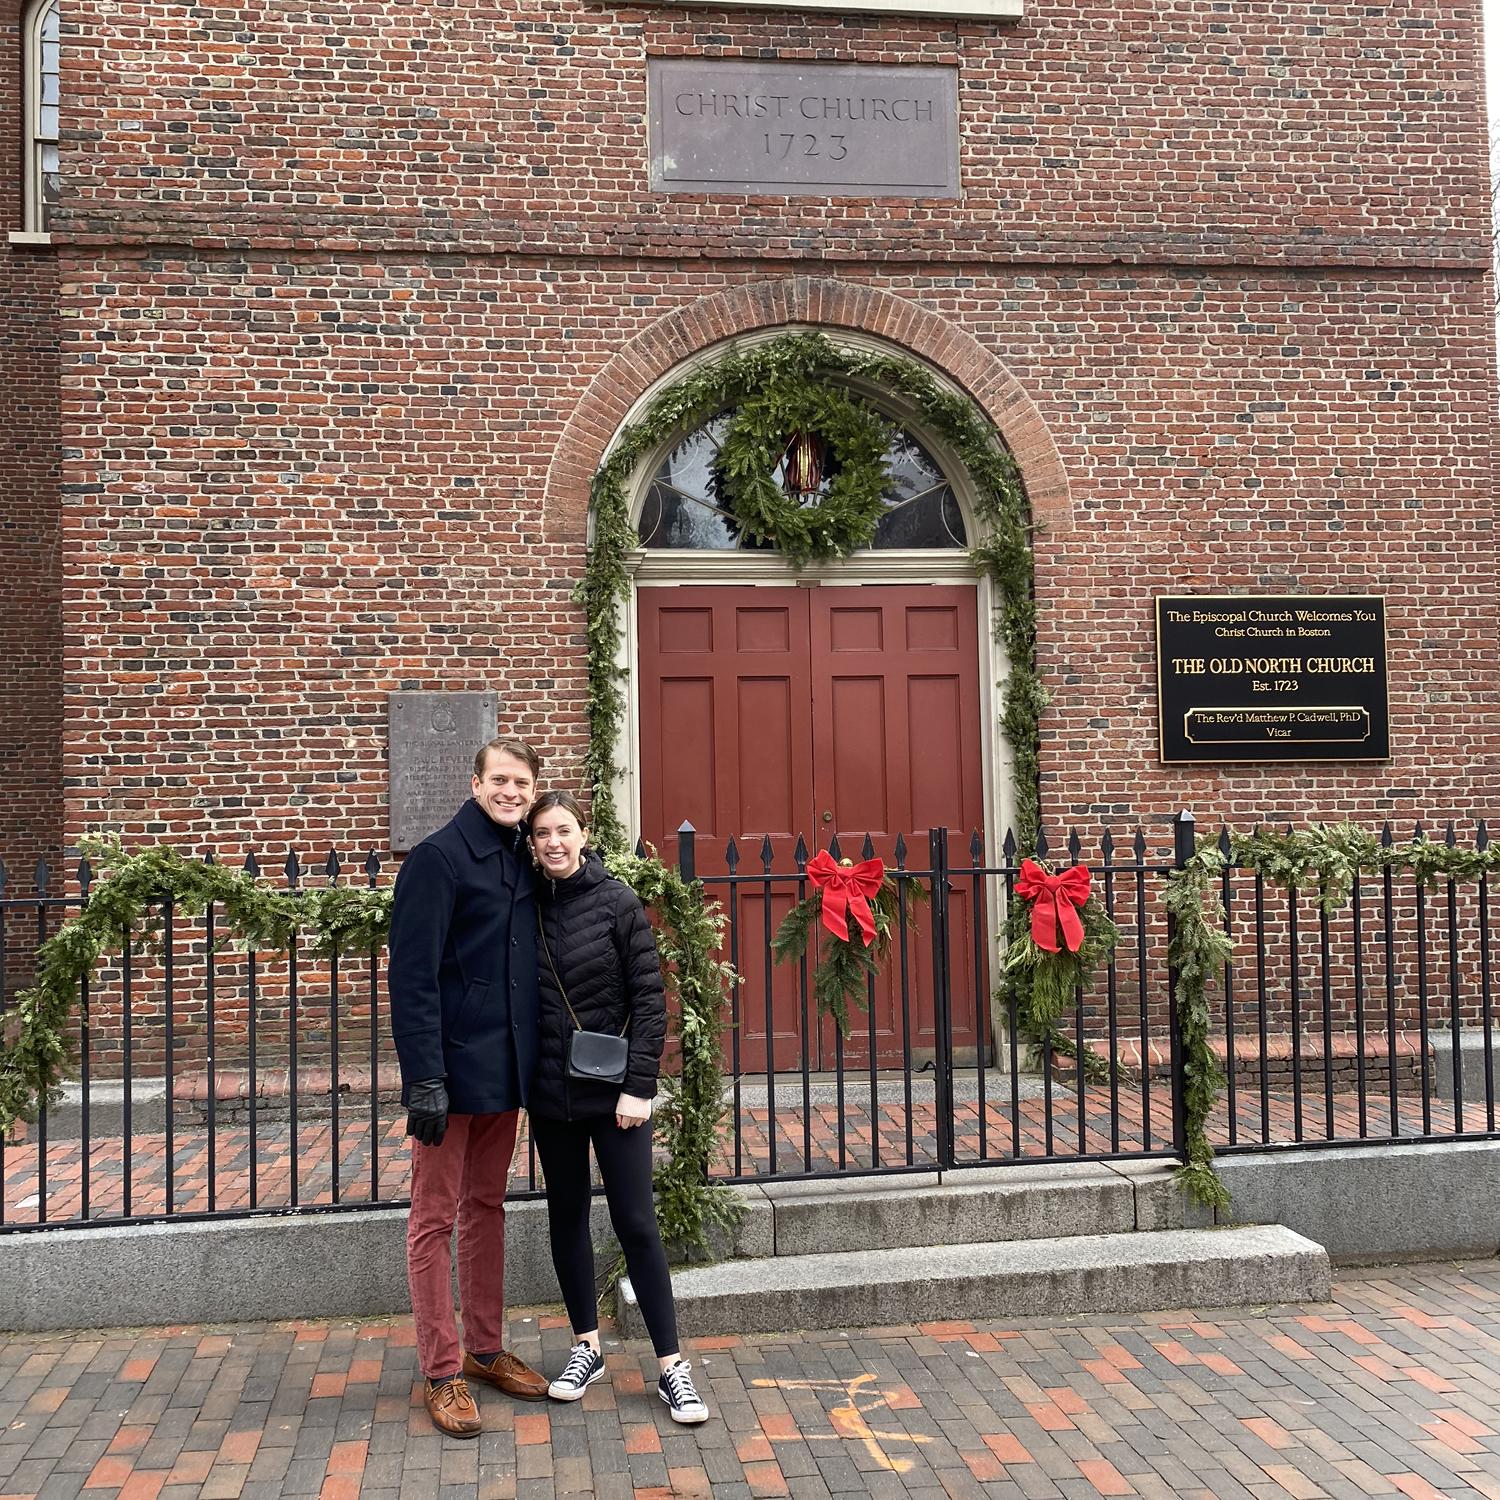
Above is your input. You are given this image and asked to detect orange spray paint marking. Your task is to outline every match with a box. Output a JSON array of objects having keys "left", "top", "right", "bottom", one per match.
[{"left": 750, "top": 1373, "right": 931, "bottom": 1474}]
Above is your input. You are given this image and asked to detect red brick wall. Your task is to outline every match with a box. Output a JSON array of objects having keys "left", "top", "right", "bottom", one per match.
[
  {"left": 34, "top": 0, "right": 1500, "bottom": 861},
  {"left": 53, "top": 262, "right": 1498, "bottom": 855},
  {"left": 59, "top": 3, "right": 1493, "bottom": 269},
  {"left": 0, "top": 0, "right": 63, "bottom": 882}
]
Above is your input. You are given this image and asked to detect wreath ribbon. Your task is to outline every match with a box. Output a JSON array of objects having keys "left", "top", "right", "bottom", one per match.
[
  {"left": 1015, "top": 859, "right": 1091, "bottom": 953},
  {"left": 806, "top": 850, "right": 885, "bottom": 947}
]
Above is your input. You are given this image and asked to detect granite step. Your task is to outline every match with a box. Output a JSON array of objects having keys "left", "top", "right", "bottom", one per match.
[
  {"left": 622, "top": 1224, "right": 1331, "bottom": 1338},
  {"left": 757, "top": 1160, "right": 1208, "bottom": 1258}
]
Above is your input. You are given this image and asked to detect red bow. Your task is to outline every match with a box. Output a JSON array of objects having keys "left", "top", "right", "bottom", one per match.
[
  {"left": 1015, "top": 859, "right": 1091, "bottom": 953},
  {"left": 806, "top": 850, "right": 885, "bottom": 947}
]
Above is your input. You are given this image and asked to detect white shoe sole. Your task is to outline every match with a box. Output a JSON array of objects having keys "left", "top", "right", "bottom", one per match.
[
  {"left": 659, "top": 1390, "right": 710, "bottom": 1424},
  {"left": 547, "top": 1366, "right": 605, "bottom": 1401}
]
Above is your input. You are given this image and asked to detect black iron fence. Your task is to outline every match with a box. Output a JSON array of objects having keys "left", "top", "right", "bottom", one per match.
[{"left": 0, "top": 814, "right": 1494, "bottom": 1233}]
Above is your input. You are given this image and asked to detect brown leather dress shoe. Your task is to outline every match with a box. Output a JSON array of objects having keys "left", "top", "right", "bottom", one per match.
[
  {"left": 424, "top": 1376, "right": 482, "bottom": 1438},
  {"left": 463, "top": 1348, "right": 549, "bottom": 1401}
]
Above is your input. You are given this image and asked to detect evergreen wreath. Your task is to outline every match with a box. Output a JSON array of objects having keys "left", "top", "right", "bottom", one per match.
[
  {"left": 714, "top": 383, "right": 894, "bottom": 564},
  {"left": 1002, "top": 863, "right": 1120, "bottom": 1042},
  {"left": 770, "top": 859, "right": 928, "bottom": 1035}
]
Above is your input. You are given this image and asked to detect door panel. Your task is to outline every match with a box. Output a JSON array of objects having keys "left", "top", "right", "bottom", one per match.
[
  {"left": 908, "top": 676, "right": 966, "bottom": 827},
  {"left": 656, "top": 678, "right": 718, "bottom": 834},
  {"left": 638, "top": 588, "right": 812, "bottom": 1073},
  {"left": 737, "top": 678, "right": 798, "bottom": 834},
  {"left": 637, "top": 582, "right": 986, "bottom": 1074},
  {"left": 829, "top": 677, "right": 889, "bottom": 830},
  {"left": 812, "top": 587, "right": 984, "bottom": 1065}
]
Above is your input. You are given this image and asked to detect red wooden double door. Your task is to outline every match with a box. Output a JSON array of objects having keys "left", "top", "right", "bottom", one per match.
[{"left": 637, "top": 584, "right": 987, "bottom": 1072}]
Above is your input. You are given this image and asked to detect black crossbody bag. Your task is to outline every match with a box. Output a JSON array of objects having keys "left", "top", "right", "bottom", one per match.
[{"left": 537, "top": 909, "right": 631, "bottom": 1084}]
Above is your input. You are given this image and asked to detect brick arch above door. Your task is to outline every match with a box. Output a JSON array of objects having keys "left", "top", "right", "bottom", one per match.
[{"left": 541, "top": 277, "right": 1072, "bottom": 542}]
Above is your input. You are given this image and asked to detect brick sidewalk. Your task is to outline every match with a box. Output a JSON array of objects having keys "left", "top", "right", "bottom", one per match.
[{"left": 5, "top": 1261, "right": 1500, "bottom": 1499}]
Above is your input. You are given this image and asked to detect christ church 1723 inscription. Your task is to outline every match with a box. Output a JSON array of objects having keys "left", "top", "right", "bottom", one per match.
[
  {"left": 647, "top": 60, "right": 960, "bottom": 199},
  {"left": 1155, "top": 597, "right": 1390, "bottom": 764}
]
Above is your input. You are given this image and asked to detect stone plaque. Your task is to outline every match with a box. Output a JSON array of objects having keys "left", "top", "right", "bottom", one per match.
[
  {"left": 388, "top": 692, "right": 498, "bottom": 851},
  {"left": 1156, "top": 597, "right": 1390, "bottom": 763},
  {"left": 648, "top": 60, "right": 960, "bottom": 199}
]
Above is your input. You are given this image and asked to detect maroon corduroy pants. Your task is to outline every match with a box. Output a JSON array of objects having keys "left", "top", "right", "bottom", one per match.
[{"left": 406, "top": 1110, "right": 520, "bottom": 1378}]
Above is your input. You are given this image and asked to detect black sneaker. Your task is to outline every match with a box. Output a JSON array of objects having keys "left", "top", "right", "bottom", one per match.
[
  {"left": 547, "top": 1342, "right": 605, "bottom": 1401},
  {"left": 658, "top": 1359, "right": 709, "bottom": 1424}
]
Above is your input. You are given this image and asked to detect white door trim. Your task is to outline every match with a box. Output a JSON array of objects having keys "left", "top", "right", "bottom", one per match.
[
  {"left": 619, "top": 550, "right": 1015, "bottom": 870},
  {"left": 599, "top": 326, "right": 1020, "bottom": 868}
]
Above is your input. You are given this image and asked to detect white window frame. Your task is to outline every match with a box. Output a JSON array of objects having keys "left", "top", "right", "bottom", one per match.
[{"left": 19, "top": 0, "right": 60, "bottom": 238}]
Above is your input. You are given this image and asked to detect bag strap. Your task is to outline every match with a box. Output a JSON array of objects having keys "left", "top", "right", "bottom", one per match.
[
  {"left": 535, "top": 907, "right": 583, "bottom": 1032},
  {"left": 536, "top": 905, "right": 629, "bottom": 1038}
]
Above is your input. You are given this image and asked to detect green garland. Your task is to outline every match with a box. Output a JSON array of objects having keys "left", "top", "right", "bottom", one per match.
[
  {"left": 602, "top": 849, "right": 745, "bottom": 1259},
  {"left": 576, "top": 330, "right": 1080, "bottom": 1081},
  {"left": 1161, "top": 820, "right": 1500, "bottom": 1209},
  {"left": 0, "top": 834, "right": 744, "bottom": 1263},
  {"left": 770, "top": 874, "right": 927, "bottom": 1036},
  {"left": 578, "top": 330, "right": 1040, "bottom": 857},
  {"left": 0, "top": 835, "right": 393, "bottom": 1130},
  {"left": 30, "top": 320, "right": 1487, "bottom": 1232},
  {"left": 1230, "top": 821, "right": 1500, "bottom": 912},
  {"left": 1162, "top": 838, "right": 1233, "bottom": 1209}
]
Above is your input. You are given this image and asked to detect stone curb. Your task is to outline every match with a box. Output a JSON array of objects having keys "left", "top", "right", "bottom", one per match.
[
  {"left": 1214, "top": 1138, "right": 1500, "bottom": 1264},
  {"left": 4, "top": 1140, "right": 1494, "bottom": 1334}
]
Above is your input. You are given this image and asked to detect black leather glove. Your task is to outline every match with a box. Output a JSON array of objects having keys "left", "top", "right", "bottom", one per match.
[{"left": 406, "top": 1078, "right": 449, "bottom": 1147}]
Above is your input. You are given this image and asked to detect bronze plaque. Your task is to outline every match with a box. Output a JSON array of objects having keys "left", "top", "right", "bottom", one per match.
[
  {"left": 648, "top": 59, "right": 960, "bottom": 198},
  {"left": 1156, "top": 597, "right": 1390, "bottom": 763},
  {"left": 388, "top": 692, "right": 498, "bottom": 851}
]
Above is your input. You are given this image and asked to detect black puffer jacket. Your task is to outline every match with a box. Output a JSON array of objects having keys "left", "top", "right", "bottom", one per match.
[{"left": 530, "top": 852, "right": 668, "bottom": 1121}]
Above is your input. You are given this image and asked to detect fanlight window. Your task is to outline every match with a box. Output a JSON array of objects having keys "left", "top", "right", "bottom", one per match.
[{"left": 638, "top": 412, "right": 968, "bottom": 551}]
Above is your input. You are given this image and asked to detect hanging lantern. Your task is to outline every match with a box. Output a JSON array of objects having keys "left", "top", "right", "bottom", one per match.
[{"left": 781, "top": 429, "right": 825, "bottom": 498}]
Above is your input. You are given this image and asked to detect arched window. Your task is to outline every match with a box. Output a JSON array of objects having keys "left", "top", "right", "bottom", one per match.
[
  {"left": 638, "top": 411, "right": 968, "bottom": 551},
  {"left": 23, "top": 0, "right": 61, "bottom": 233}
]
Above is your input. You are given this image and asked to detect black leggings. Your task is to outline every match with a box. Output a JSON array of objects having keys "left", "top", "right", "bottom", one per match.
[{"left": 529, "top": 1112, "right": 679, "bottom": 1358}]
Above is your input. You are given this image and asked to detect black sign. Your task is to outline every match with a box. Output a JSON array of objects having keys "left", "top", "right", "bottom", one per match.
[{"left": 1155, "top": 597, "right": 1389, "bottom": 763}]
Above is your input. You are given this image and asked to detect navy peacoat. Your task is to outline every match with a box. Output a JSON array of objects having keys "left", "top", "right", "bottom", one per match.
[{"left": 387, "top": 797, "right": 540, "bottom": 1114}]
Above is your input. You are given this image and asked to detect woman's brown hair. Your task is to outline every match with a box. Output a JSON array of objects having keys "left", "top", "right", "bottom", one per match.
[{"left": 528, "top": 789, "right": 589, "bottom": 830}]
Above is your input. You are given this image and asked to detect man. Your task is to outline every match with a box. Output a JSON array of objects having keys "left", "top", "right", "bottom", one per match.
[{"left": 388, "top": 737, "right": 549, "bottom": 1437}]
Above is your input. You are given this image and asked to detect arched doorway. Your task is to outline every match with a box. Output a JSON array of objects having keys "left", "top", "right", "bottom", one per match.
[{"left": 624, "top": 376, "right": 1005, "bottom": 1072}]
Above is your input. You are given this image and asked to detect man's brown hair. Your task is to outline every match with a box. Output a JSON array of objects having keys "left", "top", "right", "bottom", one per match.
[{"left": 472, "top": 738, "right": 541, "bottom": 780}]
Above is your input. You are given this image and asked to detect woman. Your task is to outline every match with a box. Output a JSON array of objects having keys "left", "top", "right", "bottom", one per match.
[{"left": 526, "top": 790, "right": 710, "bottom": 1425}]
